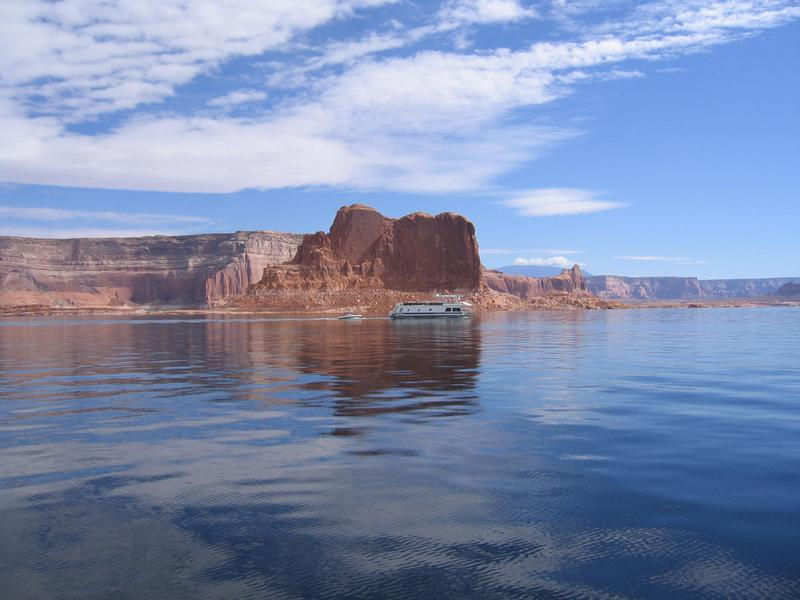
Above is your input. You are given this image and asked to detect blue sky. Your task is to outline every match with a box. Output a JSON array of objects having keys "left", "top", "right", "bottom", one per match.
[{"left": 0, "top": 0, "right": 798, "bottom": 278}]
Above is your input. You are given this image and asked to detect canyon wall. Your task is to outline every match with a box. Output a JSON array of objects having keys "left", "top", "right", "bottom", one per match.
[
  {"left": 588, "top": 275, "right": 800, "bottom": 300},
  {"left": 0, "top": 231, "right": 302, "bottom": 308},
  {"left": 483, "top": 265, "right": 589, "bottom": 299},
  {"left": 775, "top": 282, "right": 800, "bottom": 297},
  {"left": 698, "top": 278, "right": 799, "bottom": 299},
  {"left": 588, "top": 276, "right": 703, "bottom": 300}
]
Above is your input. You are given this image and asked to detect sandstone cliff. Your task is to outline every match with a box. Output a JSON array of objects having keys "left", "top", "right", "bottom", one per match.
[
  {"left": 775, "top": 282, "right": 800, "bottom": 297},
  {"left": 588, "top": 276, "right": 703, "bottom": 300},
  {"left": 483, "top": 265, "right": 589, "bottom": 299},
  {"left": 698, "top": 278, "right": 800, "bottom": 298},
  {"left": 0, "top": 231, "right": 302, "bottom": 308},
  {"left": 588, "top": 275, "right": 800, "bottom": 300},
  {"left": 253, "top": 204, "right": 482, "bottom": 295},
  {"left": 1, "top": 203, "right": 601, "bottom": 313}
]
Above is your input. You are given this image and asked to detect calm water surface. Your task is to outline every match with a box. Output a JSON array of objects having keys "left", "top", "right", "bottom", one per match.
[{"left": 1, "top": 309, "right": 799, "bottom": 599}]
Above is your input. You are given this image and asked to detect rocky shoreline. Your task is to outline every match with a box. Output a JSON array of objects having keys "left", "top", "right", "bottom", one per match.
[{"left": 4, "top": 294, "right": 798, "bottom": 319}]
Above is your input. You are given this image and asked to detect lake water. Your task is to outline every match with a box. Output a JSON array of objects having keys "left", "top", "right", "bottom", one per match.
[{"left": 1, "top": 309, "right": 799, "bottom": 599}]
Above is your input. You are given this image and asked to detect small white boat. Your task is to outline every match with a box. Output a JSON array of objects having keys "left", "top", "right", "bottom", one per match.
[
  {"left": 338, "top": 312, "right": 363, "bottom": 320},
  {"left": 389, "top": 297, "right": 471, "bottom": 319}
]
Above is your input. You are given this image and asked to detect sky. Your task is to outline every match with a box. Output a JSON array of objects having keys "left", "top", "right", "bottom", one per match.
[{"left": 0, "top": 0, "right": 798, "bottom": 278}]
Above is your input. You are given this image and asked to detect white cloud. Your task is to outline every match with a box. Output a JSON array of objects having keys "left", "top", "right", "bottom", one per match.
[
  {"left": 207, "top": 89, "right": 268, "bottom": 109},
  {"left": 513, "top": 256, "right": 575, "bottom": 267},
  {"left": 0, "top": 0, "right": 797, "bottom": 194},
  {"left": 500, "top": 188, "right": 624, "bottom": 216},
  {"left": 439, "top": 0, "right": 537, "bottom": 25},
  {"left": 0, "top": 205, "right": 211, "bottom": 225},
  {"left": 0, "top": 0, "right": 394, "bottom": 120}
]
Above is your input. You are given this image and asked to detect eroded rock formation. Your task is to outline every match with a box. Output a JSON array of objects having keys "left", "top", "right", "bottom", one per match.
[
  {"left": 253, "top": 204, "right": 483, "bottom": 294},
  {"left": 1, "top": 203, "right": 603, "bottom": 313},
  {"left": 698, "top": 278, "right": 800, "bottom": 299},
  {"left": 588, "top": 275, "right": 800, "bottom": 300},
  {"left": 483, "top": 265, "right": 589, "bottom": 299},
  {"left": 588, "top": 276, "right": 703, "bottom": 300},
  {"left": 775, "top": 282, "right": 800, "bottom": 297},
  {"left": 0, "top": 231, "right": 302, "bottom": 308}
]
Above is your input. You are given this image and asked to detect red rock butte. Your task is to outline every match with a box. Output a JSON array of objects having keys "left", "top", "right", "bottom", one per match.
[{"left": 255, "top": 204, "right": 483, "bottom": 292}]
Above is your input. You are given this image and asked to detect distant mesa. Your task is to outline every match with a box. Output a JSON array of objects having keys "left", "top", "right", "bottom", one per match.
[
  {"left": 496, "top": 264, "right": 594, "bottom": 279},
  {"left": 588, "top": 275, "right": 800, "bottom": 300},
  {"left": 775, "top": 282, "right": 800, "bottom": 297},
  {"left": 483, "top": 264, "right": 589, "bottom": 300},
  {"left": 588, "top": 275, "right": 703, "bottom": 300}
]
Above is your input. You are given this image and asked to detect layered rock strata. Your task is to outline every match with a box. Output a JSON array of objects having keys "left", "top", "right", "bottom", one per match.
[
  {"left": 253, "top": 204, "right": 482, "bottom": 295},
  {"left": 0, "top": 231, "right": 302, "bottom": 308},
  {"left": 588, "top": 275, "right": 800, "bottom": 300},
  {"left": 775, "top": 282, "right": 800, "bottom": 297},
  {"left": 483, "top": 265, "right": 589, "bottom": 300}
]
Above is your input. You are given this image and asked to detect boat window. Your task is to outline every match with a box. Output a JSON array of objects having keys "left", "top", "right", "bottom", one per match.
[
  {"left": 453, "top": 307, "right": 461, "bottom": 312},
  {"left": 445, "top": 307, "right": 452, "bottom": 312}
]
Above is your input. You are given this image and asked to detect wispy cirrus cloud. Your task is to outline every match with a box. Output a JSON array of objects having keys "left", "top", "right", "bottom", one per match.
[
  {"left": 438, "top": 0, "right": 538, "bottom": 26},
  {"left": 0, "top": 0, "right": 797, "bottom": 194},
  {"left": 0, "top": 205, "right": 213, "bottom": 238},
  {"left": 500, "top": 189, "right": 624, "bottom": 217},
  {"left": 207, "top": 90, "right": 268, "bottom": 110},
  {"left": 0, "top": 226, "right": 199, "bottom": 239},
  {"left": 0, "top": 206, "right": 211, "bottom": 226},
  {"left": 615, "top": 255, "right": 709, "bottom": 265}
]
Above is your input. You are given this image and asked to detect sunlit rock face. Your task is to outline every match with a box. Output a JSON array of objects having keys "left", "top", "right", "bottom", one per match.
[
  {"left": 587, "top": 275, "right": 702, "bottom": 300},
  {"left": 255, "top": 204, "right": 483, "bottom": 293},
  {"left": 587, "top": 275, "right": 800, "bottom": 300},
  {"left": 482, "top": 264, "right": 589, "bottom": 300},
  {"left": 0, "top": 231, "right": 302, "bottom": 308}
]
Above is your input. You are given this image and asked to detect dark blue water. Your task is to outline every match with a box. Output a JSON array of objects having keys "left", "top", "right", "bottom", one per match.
[{"left": 1, "top": 309, "right": 799, "bottom": 599}]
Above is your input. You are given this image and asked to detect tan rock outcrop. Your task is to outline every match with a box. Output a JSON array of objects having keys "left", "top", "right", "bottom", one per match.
[{"left": 0, "top": 231, "right": 302, "bottom": 308}]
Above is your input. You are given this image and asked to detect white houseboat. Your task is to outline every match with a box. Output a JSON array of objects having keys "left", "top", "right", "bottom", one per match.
[{"left": 389, "top": 297, "right": 472, "bottom": 319}]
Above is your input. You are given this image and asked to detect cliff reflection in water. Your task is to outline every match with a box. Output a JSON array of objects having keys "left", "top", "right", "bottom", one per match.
[
  {"left": 172, "top": 316, "right": 482, "bottom": 419},
  {"left": 3, "top": 311, "right": 799, "bottom": 600},
  {"left": 0, "top": 316, "right": 481, "bottom": 421},
  {"left": 291, "top": 319, "right": 481, "bottom": 417}
]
